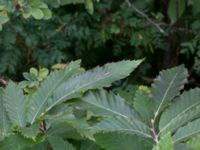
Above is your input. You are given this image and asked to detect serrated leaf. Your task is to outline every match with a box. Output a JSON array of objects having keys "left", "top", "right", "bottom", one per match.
[
  {"left": 19, "top": 124, "right": 40, "bottom": 140},
  {"left": 0, "top": 134, "right": 34, "bottom": 150},
  {"left": 159, "top": 88, "right": 200, "bottom": 136},
  {"left": 27, "top": 60, "right": 82, "bottom": 124},
  {"left": 173, "top": 118, "right": 200, "bottom": 143},
  {"left": 151, "top": 65, "right": 188, "bottom": 116},
  {"left": 134, "top": 89, "right": 154, "bottom": 124},
  {"left": 31, "top": 8, "right": 44, "bottom": 20},
  {"left": 4, "top": 82, "right": 26, "bottom": 127},
  {"left": 47, "top": 122, "right": 82, "bottom": 140},
  {"left": 47, "top": 60, "right": 142, "bottom": 113},
  {"left": 0, "top": 88, "right": 11, "bottom": 140},
  {"left": 93, "top": 116, "right": 152, "bottom": 139},
  {"left": 153, "top": 133, "right": 173, "bottom": 150},
  {"left": 95, "top": 132, "right": 152, "bottom": 150},
  {"left": 48, "top": 136, "right": 75, "bottom": 150},
  {"left": 78, "top": 90, "right": 140, "bottom": 119},
  {"left": 46, "top": 112, "right": 94, "bottom": 140}
]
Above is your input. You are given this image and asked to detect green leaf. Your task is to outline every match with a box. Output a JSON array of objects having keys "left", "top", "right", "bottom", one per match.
[
  {"left": 0, "top": 13, "right": 9, "bottom": 24},
  {"left": 168, "top": 0, "right": 186, "bottom": 23},
  {"left": 48, "top": 136, "right": 75, "bottom": 150},
  {"left": 80, "top": 140, "right": 100, "bottom": 150},
  {"left": 93, "top": 116, "right": 152, "bottom": 139},
  {"left": 47, "top": 122, "right": 82, "bottom": 140},
  {"left": 151, "top": 65, "right": 188, "bottom": 116},
  {"left": 30, "top": 68, "right": 38, "bottom": 77},
  {"left": 42, "top": 8, "right": 52, "bottom": 20},
  {"left": 25, "top": 141, "right": 48, "bottom": 150},
  {"left": 95, "top": 132, "right": 152, "bottom": 150},
  {"left": 46, "top": 105, "right": 94, "bottom": 140},
  {"left": 4, "top": 82, "right": 26, "bottom": 127},
  {"left": 31, "top": 8, "right": 44, "bottom": 20},
  {"left": 134, "top": 89, "right": 154, "bottom": 124},
  {"left": 85, "top": 0, "right": 94, "bottom": 14},
  {"left": 28, "top": 60, "right": 82, "bottom": 124},
  {"left": 0, "top": 88, "right": 11, "bottom": 141},
  {"left": 0, "top": 134, "right": 34, "bottom": 150},
  {"left": 187, "top": 134, "right": 200, "bottom": 150},
  {"left": 46, "top": 111, "right": 94, "bottom": 140},
  {"left": 47, "top": 60, "right": 142, "bottom": 112},
  {"left": 174, "top": 144, "right": 191, "bottom": 150},
  {"left": 159, "top": 88, "right": 200, "bottom": 136},
  {"left": 173, "top": 118, "right": 200, "bottom": 143},
  {"left": 78, "top": 90, "right": 140, "bottom": 119},
  {"left": 19, "top": 124, "right": 40, "bottom": 140},
  {"left": 153, "top": 133, "right": 173, "bottom": 150}
]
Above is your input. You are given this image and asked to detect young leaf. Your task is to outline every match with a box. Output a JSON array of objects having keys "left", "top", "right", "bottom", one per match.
[
  {"left": 151, "top": 65, "right": 188, "bottom": 116},
  {"left": 153, "top": 133, "right": 173, "bottom": 150},
  {"left": 4, "top": 82, "right": 26, "bottom": 127},
  {"left": 173, "top": 118, "right": 200, "bottom": 143},
  {"left": 134, "top": 89, "right": 154, "bottom": 124},
  {"left": 93, "top": 116, "right": 152, "bottom": 139},
  {"left": 27, "top": 60, "right": 82, "bottom": 124},
  {"left": 159, "top": 88, "right": 200, "bottom": 136},
  {"left": 48, "top": 136, "right": 75, "bottom": 150},
  {"left": 47, "top": 60, "right": 142, "bottom": 113},
  {"left": 78, "top": 90, "right": 140, "bottom": 119}
]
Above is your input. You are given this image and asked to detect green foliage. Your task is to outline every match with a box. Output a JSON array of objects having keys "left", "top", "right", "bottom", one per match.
[
  {"left": 153, "top": 133, "right": 174, "bottom": 150},
  {"left": 0, "top": 59, "right": 142, "bottom": 149},
  {"left": 76, "top": 65, "right": 200, "bottom": 149},
  {"left": 168, "top": 0, "right": 186, "bottom": 23},
  {"left": 1, "top": 0, "right": 200, "bottom": 149}
]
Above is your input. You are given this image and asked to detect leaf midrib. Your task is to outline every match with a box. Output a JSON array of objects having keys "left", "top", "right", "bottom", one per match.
[
  {"left": 82, "top": 99, "right": 131, "bottom": 119},
  {"left": 155, "top": 69, "right": 180, "bottom": 114},
  {"left": 46, "top": 73, "right": 112, "bottom": 112},
  {"left": 159, "top": 101, "right": 200, "bottom": 135},
  {"left": 29, "top": 71, "right": 69, "bottom": 124}
]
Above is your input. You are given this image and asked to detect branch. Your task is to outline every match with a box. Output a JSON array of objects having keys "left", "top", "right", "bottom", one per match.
[{"left": 125, "top": 0, "right": 167, "bottom": 36}]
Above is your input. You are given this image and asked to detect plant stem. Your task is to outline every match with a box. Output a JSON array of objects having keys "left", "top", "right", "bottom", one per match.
[{"left": 150, "top": 113, "right": 159, "bottom": 143}]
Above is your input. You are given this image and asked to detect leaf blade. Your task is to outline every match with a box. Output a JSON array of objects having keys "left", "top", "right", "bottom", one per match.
[
  {"left": 79, "top": 90, "right": 140, "bottom": 119},
  {"left": 159, "top": 88, "right": 200, "bottom": 135},
  {"left": 47, "top": 60, "right": 142, "bottom": 112},
  {"left": 4, "top": 82, "right": 26, "bottom": 127},
  {"left": 27, "top": 60, "right": 82, "bottom": 124},
  {"left": 151, "top": 65, "right": 188, "bottom": 115},
  {"left": 93, "top": 116, "right": 152, "bottom": 139}
]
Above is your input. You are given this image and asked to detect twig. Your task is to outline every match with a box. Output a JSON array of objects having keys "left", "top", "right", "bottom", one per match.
[{"left": 125, "top": 0, "right": 167, "bottom": 36}]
